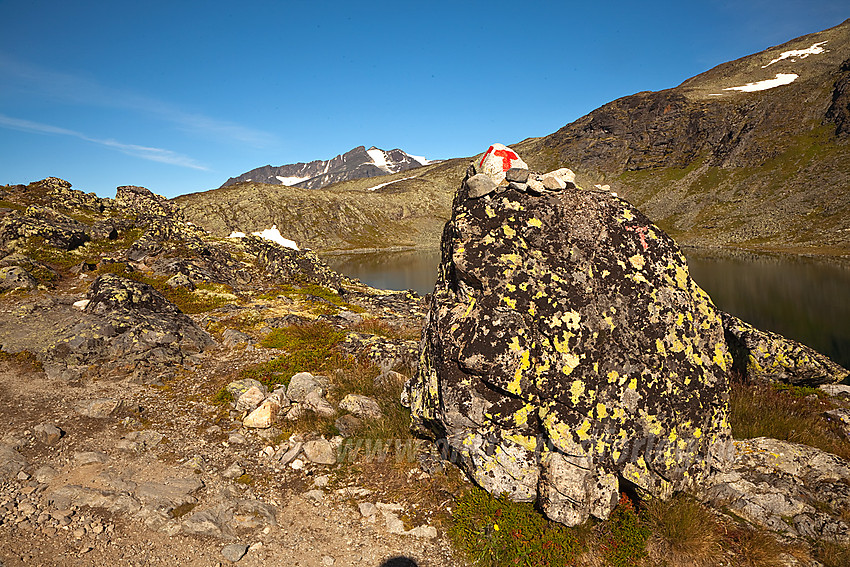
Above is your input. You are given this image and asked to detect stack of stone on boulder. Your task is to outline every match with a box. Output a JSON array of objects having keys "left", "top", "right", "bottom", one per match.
[{"left": 409, "top": 143, "right": 734, "bottom": 526}]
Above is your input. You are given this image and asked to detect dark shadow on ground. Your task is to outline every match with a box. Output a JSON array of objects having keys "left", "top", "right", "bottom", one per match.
[{"left": 379, "top": 557, "right": 419, "bottom": 567}]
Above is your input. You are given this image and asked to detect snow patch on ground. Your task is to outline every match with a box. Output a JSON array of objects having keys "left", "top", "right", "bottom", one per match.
[
  {"left": 276, "top": 175, "right": 311, "bottom": 186},
  {"left": 723, "top": 73, "right": 798, "bottom": 92},
  {"left": 227, "top": 226, "right": 299, "bottom": 250},
  {"left": 367, "top": 148, "right": 389, "bottom": 172},
  {"left": 366, "top": 176, "right": 417, "bottom": 191},
  {"left": 763, "top": 41, "right": 828, "bottom": 68}
]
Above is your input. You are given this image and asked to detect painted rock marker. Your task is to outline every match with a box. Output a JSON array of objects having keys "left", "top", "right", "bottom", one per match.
[{"left": 478, "top": 143, "right": 529, "bottom": 185}]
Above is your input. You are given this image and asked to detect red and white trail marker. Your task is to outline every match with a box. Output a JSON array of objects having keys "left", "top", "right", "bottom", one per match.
[{"left": 478, "top": 143, "right": 528, "bottom": 184}]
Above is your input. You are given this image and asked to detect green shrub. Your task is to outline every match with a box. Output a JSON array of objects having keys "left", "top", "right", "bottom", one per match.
[{"left": 449, "top": 486, "right": 584, "bottom": 566}]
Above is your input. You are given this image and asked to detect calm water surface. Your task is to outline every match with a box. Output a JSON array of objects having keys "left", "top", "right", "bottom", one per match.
[{"left": 322, "top": 248, "right": 850, "bottom": 369}]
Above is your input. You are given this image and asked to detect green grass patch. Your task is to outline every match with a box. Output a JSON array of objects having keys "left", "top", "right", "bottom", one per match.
[
  {"left": 170, "top": 502, "right": 197, "bottom": 519},
  {"left": 336, "top": 361, "right": 414, "bottom": 441},
  {"left": 261, "top": 321, "right": 346, "bottom": 350},
  {"left": 162, "top": 282, "right": 238, "bottom": 314},
  {"left": 352, "top": 317, "right": 421, "bottom": 341},
  {"left": 245, "top": 322, "right": 350, "bottom": 388},
  {"left": 210, "top": 388, "right": 234, "bottom": 406},
  {"left": 730, "top": 377, "right": 850, "bottom": 459},
  {"left": 0, "top": 200, "right": 26, "bottom": 212},
  {"left": 255, "top": 283, "right": 365, "bottom": 314},
  {"left": 449, "top": 486, "right": 585, "bottom": 566}
]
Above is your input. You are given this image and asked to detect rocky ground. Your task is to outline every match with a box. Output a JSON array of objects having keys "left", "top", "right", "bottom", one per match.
[
  {"left": 0, "top": 342, "right": 459, "bottom": 567},
  {"left": 0, "top": 178, "right": 464, "bottom": 566},
  {"left": 5, "top": 174, "right": 850, "bottom": 567}
]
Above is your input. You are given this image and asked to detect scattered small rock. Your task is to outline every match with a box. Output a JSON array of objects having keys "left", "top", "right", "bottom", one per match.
[
  {"left": 243, "top": 398, "right": 280, "bottom": 429},
  {"left": 166, "top": 273, "right": 195, "bottom": 291},
  {"left": 303, "top": 390, "right": 335, "bottom": 417},
  {"left": 221, "top": 543, "right": 249, "bottom": 563},
  {"left": 339, "top": 394, "right": 382, "bottom": 419},
  {"left": 222, "top": 329, "right": 253, "bottom": 348},
  {"left": 303, "top": 489, "right": 324, "bottom": 505},
  {"left": 358, "top": 502, "right": 377, "bottom": 518},
  {"left": 235, "top": 386, "right": 265, "bottom": 412},
  {"left": 73, "top": 451, "right": 109, "bottom": 466},
  {"left": 81, "top": 398, "right": 122, "bottom": 418},
  {"left": 335, "top": 414, "right": 363, "bottom": 437},
  {"left": 303, "top": 439, "right": 336, "bottom": 465},
  {"left": 226, "top": 379, "right": 266, "bottom": 399},
  {"left": 222, "top": 463, "right": 245, "bottom": 479},
  {"left": 33, "top": 423, "right": 63, "bottom": 445},
  {"left": 465, "top": 174, "right": 497, "bottom": 199},
  {"left": 286, "top": 372, "right": 323, "bottom": 402}
]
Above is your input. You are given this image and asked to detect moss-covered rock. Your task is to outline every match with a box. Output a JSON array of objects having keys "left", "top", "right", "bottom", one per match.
[
  {"left": 411, "top": 163, "right": 733, "bottom": 526},
  {"left": 722, "top": 311, "right": 849, "bottom": 386},
  {"left": 44, "top": 274, "right": 214, "bottom": 381}
]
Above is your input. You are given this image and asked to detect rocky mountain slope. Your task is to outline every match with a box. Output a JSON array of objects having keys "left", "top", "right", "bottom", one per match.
[
  {"left": 221, "top": 146, "right": 430, "bottom": 191},
  {"left": 178, "top": 20, "right": 850, "bottom": 256},
  {"left": 516, "top": 18, "right": 850, "bottom": 253}
]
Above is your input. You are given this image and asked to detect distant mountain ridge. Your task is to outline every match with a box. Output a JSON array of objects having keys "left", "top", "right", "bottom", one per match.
[
  {"left": 516, "top": 18, "right": 850, "bottom": 251},
  {"left": 220, "top": 146, "right": 430, "bottom": 190}
]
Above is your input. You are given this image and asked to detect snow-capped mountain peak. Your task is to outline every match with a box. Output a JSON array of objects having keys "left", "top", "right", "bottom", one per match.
[{"left": 220, "top": 146, "right": 430, "bottom": 190}]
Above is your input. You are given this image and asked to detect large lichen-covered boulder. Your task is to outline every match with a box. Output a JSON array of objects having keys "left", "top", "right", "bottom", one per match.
[
  {"left": 0, "top": 208, "right": 89, "bottom": 251},
  {"left": 411, "top": 164, "right": 733, "bottom": 526},
  {"left": 721, "top": 312, "right": 849, "bottom": 386},
  {"left": 45, "top": 274, "right": 213, "bottom": 380}
]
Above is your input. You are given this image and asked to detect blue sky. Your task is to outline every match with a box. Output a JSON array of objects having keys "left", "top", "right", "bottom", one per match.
[{"left": 0, "top": 1, "right": 846, "bottom": 199}]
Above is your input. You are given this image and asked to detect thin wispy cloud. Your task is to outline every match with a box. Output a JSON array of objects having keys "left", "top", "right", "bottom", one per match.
[
  {"left": 0, "top": 53, "right": 277, "bottom": 148},
  {"left": 0, "top": 114, "right": 209, "bottom": 170}
]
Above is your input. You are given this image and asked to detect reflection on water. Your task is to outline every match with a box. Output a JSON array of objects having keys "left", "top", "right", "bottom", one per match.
[
  {"left": 684, "top": 250, "right": 850, "bottom": 370},
  {"left": 322, "top": 249, "right": 443, "bottom": 297},
  {"left": 322, "top": 248, "right": 850, "bottom": 369}
]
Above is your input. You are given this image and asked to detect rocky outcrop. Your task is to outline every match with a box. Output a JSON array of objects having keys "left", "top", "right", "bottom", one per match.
[
  {"left": 0, "top": 207, "right": 89, "bottom": 251},
  {"left": 411, "top": 147, "right": 733, "bottom": 526},
  {"left": 242, "top": 236, "right": 346, "bottom": 289},
  {"left": 44, "top": 274, "right": 213, "bottom": 380},
  {"left": 707, "top": 437, "right": 850, "bottom": 543},
  {"left": 722, "top": 311, "right": 849, "bottom": 385}
]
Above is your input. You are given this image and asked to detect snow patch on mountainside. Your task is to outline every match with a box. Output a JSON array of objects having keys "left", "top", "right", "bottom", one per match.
[
  {"left": 763, "top": 41, "right": 828, "bottom": 68},
  {"left": 227, "top": 226, "right": 299, "bottom": 250},
  {"left": 276, "top": 175, "right": 311, "bottom": 186},
  {"left": 724, "top": 73, "right": 799, "bottom": 92},
  {"left": 367, "top": 148, "right": 389, "bottom": 171},
  {"left": 366, "top": 175, "right": 417, "bottom": 191},
  {"left": 405, "top": 153, "right": 431, "bottom": 165}
]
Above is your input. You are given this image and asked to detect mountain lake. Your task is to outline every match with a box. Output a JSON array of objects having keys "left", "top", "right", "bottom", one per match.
[{"left": 323, "top": 248, "right": 850, "bottom": 371}]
